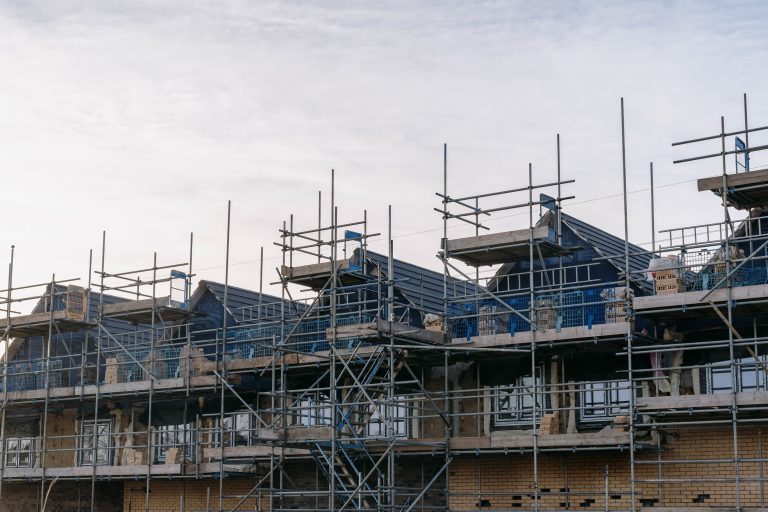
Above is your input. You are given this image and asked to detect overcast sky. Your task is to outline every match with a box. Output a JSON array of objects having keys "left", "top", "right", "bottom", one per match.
[{"left": 1, "top": 0, "right": 768, "bottom": 305}]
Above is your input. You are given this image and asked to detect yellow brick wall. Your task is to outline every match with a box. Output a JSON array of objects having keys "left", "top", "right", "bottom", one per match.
[
  {"left": 124, "top": 479, "right": 272, "bottom": 512},
  {"left": 449, "top": 425, "right": 768, "bottom": 510},
  {"left": 0, "top": 481, "right": 122, "bottom": 511}
]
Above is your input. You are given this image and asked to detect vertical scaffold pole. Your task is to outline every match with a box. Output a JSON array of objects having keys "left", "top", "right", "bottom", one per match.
[
  {"left": 721, "top": 115, "right": 742, "bottom": 508},
  {"left": 145, "top": 252, "right": 158, "bottom": 512},
  {"left": 388, "top": 204, "right": 396, "bottom": 510},
  {"left": 39, "top": 273, "right": 56, "bottom": 510},
  {"left": 650, "top": 162, "right": 656, "bottom": 257},
  {"left": 329, "top": 169, "right": 338, "bottom": 510},
  {"left": 219, "top": 200, "right": 231, "bottom": 512},
  {"left": 91, "top": 231, "right": 106, "bottom": 512},
  {"left": 0, "top": 245, "right": 14, "bottom": 504},
  {"left": 528, "top": 163, "right": 539, "bottom": 512},
  {"left": 621, "top": 98, "right": 637, "bottom": 512},
  {"left": 744, "top": 93, "right": 750, "bottom": 164},
  {"left": 442, "top": 144, "right": 452, "bottom": 508}
]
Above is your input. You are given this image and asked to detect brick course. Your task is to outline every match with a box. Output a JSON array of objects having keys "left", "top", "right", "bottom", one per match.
[{"left": 448, "top": 425, "right": 768, "bottom": 510}]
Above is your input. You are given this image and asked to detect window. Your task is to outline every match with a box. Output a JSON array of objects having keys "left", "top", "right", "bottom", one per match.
[
  {"left": 708, "top": 365, "right": 733, "bottom": 394},
  {"left": 222, "top": 412, "right": 252, "bottom": 447},
  {"left": 366, "top": 398, "right": 409, "bottom": 438},
  {"left": 4, "top": 437, "right": 34, "bottom": 468},
  {"left": 707, "top": 356, "right": 766, "bottom": 394},
  {"left": 740, "top": 357, "right": 766, "bottom": 391},
  {"left": 579, "top": 380, "right": 632, "bottom": 422},
  {"left": 79, "top": 420, "right": 112, "bottom": 466},
  {"left": 154, "top": 423, "right": 195, "bottom": 463},
  {"left": 295, "top": 393, "right": 332, "bottom": 427},
  {"left": 205, "top": 411, "right": 257, "bottom": 448},
  {"left": 494, "top": 369, "right": 545, "bottom": 427}
]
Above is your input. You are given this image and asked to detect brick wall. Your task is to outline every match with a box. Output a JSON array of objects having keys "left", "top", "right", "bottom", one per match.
[
  {"left": 4, "top": 417, "right": 39, "bottom": 438},
  {"left": 0, "top": 481, "right": 122, "bottom": 512},
  {"left": 119, "top": 457, "right": 445, "bottom": 511},
  {"left": 448, "top": 425, "right": 768, "bottom": 510},
  {"left": 123, "top": 479, "right": 270, "bottom": 512},
  {"left": 396, "top": 457, "right": 447, "bottom": 509}
]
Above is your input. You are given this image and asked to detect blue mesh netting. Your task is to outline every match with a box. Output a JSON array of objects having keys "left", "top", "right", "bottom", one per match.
[
  {"left": 448, "top": 286, "right": 627, "bottom": 341},
  {"left": 687, "top": 267, "right": 768, "bottom": 291}
]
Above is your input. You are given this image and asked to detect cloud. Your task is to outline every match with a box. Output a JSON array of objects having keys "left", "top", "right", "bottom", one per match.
[{"left": 0, "top": 0, "right": 766, "bottom": 301}]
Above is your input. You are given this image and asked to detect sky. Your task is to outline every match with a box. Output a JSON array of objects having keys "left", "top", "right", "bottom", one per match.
[{"left": 1, "top": 0, "right": 768, "bottom": 307}]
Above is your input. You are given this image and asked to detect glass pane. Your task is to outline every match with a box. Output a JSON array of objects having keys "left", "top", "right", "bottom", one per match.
[
  {"left": 498, "top": 390, "right": 512, "bottom": 411},
  {"left": 96, "top": 429, "right": 110, "bottom": 464},
  {"left": 740, "top": 358, "right": 759, "bottom": 392},
  {"left": 495, "top": 374, "right": 542, "bottom": 426},
  {"left": 220, "top": 417, "right": 232, "bottom": 446},
  {"left": 81, "top": 433, "right": 94, "bottom": 451},
  {"left": 394, "top": 403, "right": 408, "bottom": 436},
  {"left": 95, "top": 450, "right": 108, "bottom": 464},
  {"left": 80, "top": 420, "right": 111, "bottom": 465},
  {"left": 155, "top": 423, "right": 194, "bottom": 461},
  {"left": 296, "top": 399, "right": 311, "bottom": 426},
  {"left": 711, "top": 368, "right": 732, "bottom": 393},
  {"left": 184, "top": 428, "right": 196, "bottom": 460},
  {"left": 608, "top": 382, "right": 630, "bottom": 415},
  {"left": 6, "top": 439, "right": 18, "bottom": 467},
  {"left": 368, "top": 406, "right": 382, "bottom": 436},
  {"left": 233, "top": 414, "right": 250, "bottom": 446},
  {"left": 318, "top": 402, "right": 331, "bottom": 426},
  {"left": 581, "top": 381, "right": 634, "bottom": 421}
]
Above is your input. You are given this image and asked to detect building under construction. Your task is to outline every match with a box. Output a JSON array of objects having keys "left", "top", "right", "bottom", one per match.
[{"left": 1, "top": 97, "right": 768, "bottom": 511}]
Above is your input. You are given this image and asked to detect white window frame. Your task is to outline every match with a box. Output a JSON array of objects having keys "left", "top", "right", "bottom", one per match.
[
  {"left": 4, "top": 437, "right": 34, "bottom": 468},
  {"left": 366, "top": 397, "right": 409, "bottom": 438},
  {"left": 294, "top": 393, "right": 332, "bottom": 427},
  {"left": 493, "top": 368, "right": 545, "bottom": 427},
  {"left": 154, "top": 423, "right": 196, "bottom": 463},
  {"left": 79, "top": 419, "right": 112, "bottom": 466},
  {"left": 707, "top": 356, "right": 766, "bottom": 394},
  {"left": 579, "top": 380, "right": 632, "bottom": 423},
  {"left": 222, "top": 412, "right": 252, "bottom": 447}
]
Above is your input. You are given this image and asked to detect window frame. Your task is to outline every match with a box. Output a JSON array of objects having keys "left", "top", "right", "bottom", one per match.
[
  {"left": 365, "top": 397, "right": 410, "bottom": 438},
  {"left": 4, "top": 437, "right": 35, "bottom": 468},
  {"left": 706, "top": 356, "right": 766, "bottom": 394},
  {"left": 578, "top": 380, "right": 632, "bottom": 423},
  {"left": 154, "top": 422, "right": 196, "bottom": 463},
  {"left": 222, "top": 411, "right": 252, "bottom": 447},
  {"left": 79, "top": 419, "right": 112, "bottom": 466},
  {"left": 294, "top": 393, "right": 332, "bottom": 428},
  {"left": 493, "top": 367, "right": 546, "bottom": 428}
]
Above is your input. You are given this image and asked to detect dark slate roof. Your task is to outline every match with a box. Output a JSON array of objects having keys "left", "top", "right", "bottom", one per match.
[
  {"left": 190, "top": 280, "right": 305, "bottom": 326},
  {"left": 361, "top": 249, "right": 480, "bottom": 315},
  {"left": 6, "top": 285, "right": 141, "bottom": 363},
  {"left": 539, "top": 211, "right": 653, "bottom": 292}
]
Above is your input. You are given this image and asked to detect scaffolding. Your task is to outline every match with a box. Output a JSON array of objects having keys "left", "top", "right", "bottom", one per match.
[{"left": 2, "top": 94, "right": 768, "bottom": 511}]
